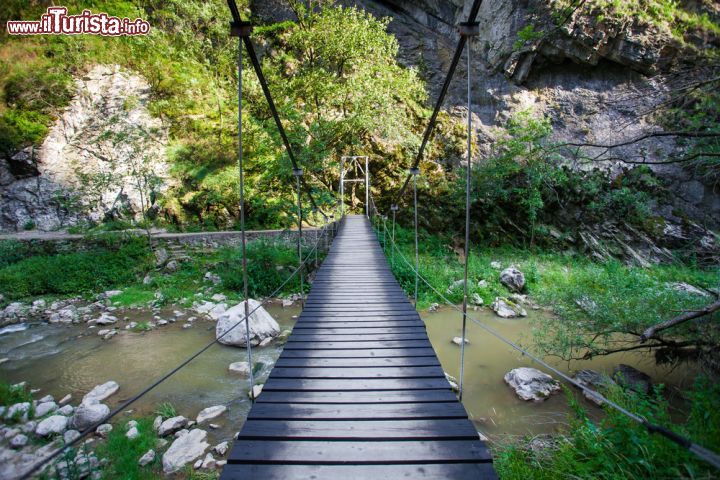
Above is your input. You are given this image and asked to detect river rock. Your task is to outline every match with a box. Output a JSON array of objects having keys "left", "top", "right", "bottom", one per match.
[
  {"left": 95, "top": 423, "right": 112, "bottom": 438},
  {"left": 196, "top": 406, "right": 227, "bottom": 424},
  {"left": 49, "top": 306, "right": 77, "bottom": 324},
  {"left": 201, "top": 452, "right": 216, "bottom": 469},
  {"left": 34, "top": 401, "right": 58, "bottom": 418},
  {"left": 490, "top": 261, "right": 502, "bottom": 269},
  {"left": 162, "top": 428, "right": 210, "bottom": 474},
  {"left": 491, "top": 297, "right": 527, "bottom": 318},
  {"left": 500, "top": 267, "right": 525, "bottom": 292},
  {"left": 211, "top": 294, "right": 227, "bottom": 302},
  {"left": 72, "top": 402, "right": 109, "bottom": 431},
  {"left": 104, "top": 290, "right": 123, "bottom": 299},
  {"left": 58, "top": 394, "right": 72, "bottom": 405},
  {"left": 452, "top": 336, "right": 469, "bottom": 346},
  {"left": 573, "top": 369, "right": 616, "bottom": 405},
  {"left": 228, "top": 361, "right": 250, "bottom": 376},
  {"left": 138, "top": 449, "right": 155, "bottom": 466},
  {"left": 165, "top": 260, "right": 179, "bottom": 272},
  {"left": 158, "top": 416, "right": 188, "bottom": 437},
  {"left": 5, "top": 402, "right": 31, "bottom": 422},
  {"left": 38, "top": 394, "right": 54, "bottom": 403},
  {"left": 10, "top": 433, "right": 28, "bottom": 449},
  {"left": 446, "top": 279, "right": 469, "bottom": 294},
  {"left": 126, "top": 426, "right": 140, "bottom": 440},
  {"left": 216, "top": 300, "right": 280, "bottom": 347},
  {"left": 504, "top": 367, "right": 561, "bottom": 401},
  {"left": 428, "top": 303, "right": 439, "bottom": 312},
  {"left": 612, "top": 364, "right": 652, "bottom": 394},
  {"left": 64, "top": 429, "right": 81, "bottom": 444},
  {"left": 82, "top": 381, "right": 119, "bottom": 405},
  {"left": 35, "top": 415, "right": 68, "bottom": 436},
  {"left": 57, "top": 405, "right": 74, "bottom": 416},
  {"left": 153, "top": 416, "right": 163, "bottom": 431},
  {"left": 471, "top": 293, "right": 484, "bottom": 306},
  {"left": 213, "top": 441, "right": 229, "bottom": 456},
  {"left": 94, "top": 313, "right": 118, "bottom": 325},
  {"left": 209, "top": 303, "right": 228, "bottom": 320},
  {"left": 249, "top": 384, "right": 263, "bottom": 399}
]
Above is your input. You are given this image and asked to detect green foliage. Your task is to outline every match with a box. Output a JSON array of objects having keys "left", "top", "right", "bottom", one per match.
[
  {"left": 131, "top": 321, "right": 153, "bottom": 332},
  {"left": 95, "top": 417, "right": 159, "bottom": 480},
  {"left": 0, "top": 240, "right": 31, "bottom": 269},
  {"left": 215, "top": 240, "right": 320, "bottom": 297},
  {"left": 154, "top": 402, "right": 177, "bottom": 420},
  {"left": 0, "top": 381, "right": 32, "bottom": 407},
  {"left": 0, "top": 236, "right": 152, "bottom": 299},
  {"left": 495, "top": 379, "right": 720, "bottom": 479},
  {"left": 514, "top": 24, "right": 544, "bottom": 50}
]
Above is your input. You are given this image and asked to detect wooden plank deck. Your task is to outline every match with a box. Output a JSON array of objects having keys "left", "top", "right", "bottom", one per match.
[{"left": 221, "top": 215, "right": 496, "bottom": 479}]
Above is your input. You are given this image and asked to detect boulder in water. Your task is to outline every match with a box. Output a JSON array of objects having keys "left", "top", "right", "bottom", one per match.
[
  {"left": 504, "top": 367, "right": 560, "bottom": 401},
  {"left": 612, "top": 364, "right": 652, "bottom": 394},
  {"left": 216, "top": 300, "right": 280, "bottom": 347},
  {"left": 491, "top": 297, "right": 527, "bottom": 318}
]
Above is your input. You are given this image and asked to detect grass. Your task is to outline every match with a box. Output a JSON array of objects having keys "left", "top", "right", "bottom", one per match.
[
  {"left": 0, "top": 381, "right": 32, "bottom": 407},
  {"left": 494, "top": 378, "right": 720, "bottom": 479},
  {"left": 131, "top": 321, "right": 153, "bottom": 332},
  {"left": 154, "top": 402, "right": 177, "bottom": 420},
  {"left": 94, "top": 417, "right": 160, "bottom": 480}
]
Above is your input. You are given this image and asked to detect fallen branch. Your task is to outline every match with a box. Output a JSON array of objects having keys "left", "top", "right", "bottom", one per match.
[{"left": 640, "top": 299, "right": 720, "bottom": 343}]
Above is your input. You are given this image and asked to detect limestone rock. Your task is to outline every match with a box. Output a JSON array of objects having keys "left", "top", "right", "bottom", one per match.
[
  {"left": 35, "top": 415, "right": 68, "bottom": 436},
  {"left": 491, "top": 297, "right": 527, "bottom": 318},
  {"left": 196, "top": 406, "right": 227, "bottom": 424},
  {"left": 162, "top": 429, "right": 210, "bottom": 474},
  {"left": 573, "top": 369, "right": 616, "bottom": 405},
  {"left": 216, "top": 300, "right": 280, "bottom": 347},
  {"left": 228, "top": 361, "right": 250, "bottom": 376},
  {"left": 10, "top": 433, "right": 28, "bottom": 449},
  {"left": 452, "top": 336, "right": 470, "bottom": 346},
  {"left": 138, "top": 449, "right": 155, "bottom": 467},
  {"left": 500, "top": 267, "right": 525, "bottom": 292},
  {"left": 34, "top": 401, "right": 58, "bottom": 418},
  {"left": 95, "top": 423, "right": 113, "bottom": 438},
  {"left": 504, "top": 367, "right": 561, "bottom": 402},
  {"left": 64, "top": 429, "right": 81, "bottom": 444},
  {"left": 213, "top": 441, "right": 229, "bottom": 456},
  {"left": 72, "top": 403, "right": 110, "bottom": 431},
  {"left": 158, "top": 416, "right": 188, "bottom": 437},
  {"left": 612, "top": 364, "right": 652, "bottom": 394},
  {"left": 82, "top": 381, "right": 119, "bottom": 405}
]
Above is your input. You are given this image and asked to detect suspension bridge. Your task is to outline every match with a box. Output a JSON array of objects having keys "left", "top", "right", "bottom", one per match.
[{"left": 16, "top": 0, "right": 720, "bottom": 478}]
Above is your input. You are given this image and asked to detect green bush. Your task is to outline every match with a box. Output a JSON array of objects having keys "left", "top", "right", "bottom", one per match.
[{"left": 0, "top": 237, "right": 152, "bottom": 299}]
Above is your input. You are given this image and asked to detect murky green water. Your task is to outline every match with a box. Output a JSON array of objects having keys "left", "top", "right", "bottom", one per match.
[
  {"left": 0, "top": 303, "right": 300, "bottom": 446},
  {"left": 422, "top": 306, "right": 698, "bottom": 441},
  {"left": 0, "top": 302, "right": 697, "bottom": 446}
]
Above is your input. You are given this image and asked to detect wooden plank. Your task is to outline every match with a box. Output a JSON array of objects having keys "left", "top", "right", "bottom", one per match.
[
  {"left": 256, "top": 390, "right": 460, "bottom": 404},
  {"left": 274, "top": 357, "right": 440, "bottom": 368},
  {"left": 220, "top": 463, "right": 498, "bottom": 480},
  {"left": 226, "top": 439, "right": 492, "bottom": 464},
  {"left": 279, "top": 347, "right": 439, "bottom": 358},
  {"left": 261, "top": 377, "right": 452, "bottom": 391},
  {"left": 238, "top": 419, "right": 480, "bottom": 440},
  {"left": 283, "top": 340, "right": 433, "bottom": 349},
  {"left": 247, "top": 402, "right": 468, "bottom": 420},
  {"left": 287, "top": 333, "right": 430, "bottom": 342},
  {"left": 268, "top": 365, "right": 445, "bottom": 379}
]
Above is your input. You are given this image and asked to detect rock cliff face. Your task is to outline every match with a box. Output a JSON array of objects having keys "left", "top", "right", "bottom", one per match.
[
  {"left": 252, "top": 0, "right": 719, "bottom": 229},
  {"left": 0, "top": 65, "right": 169, "bottom": 232}
]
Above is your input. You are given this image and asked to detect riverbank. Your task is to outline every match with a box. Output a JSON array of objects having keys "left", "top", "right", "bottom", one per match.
[{"left": 382, "top": 225, "right": 720, "bottom": 479}]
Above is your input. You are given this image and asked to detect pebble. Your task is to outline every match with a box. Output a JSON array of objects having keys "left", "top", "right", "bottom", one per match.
[{"left": 138, "top": 449, "right": 156, "bottom": 466}]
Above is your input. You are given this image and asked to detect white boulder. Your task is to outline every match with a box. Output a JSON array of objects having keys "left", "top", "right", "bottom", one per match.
[
  {"left": 138, "top": 449, "right": 156, "bottom": 466},
  {"left": 500, "top": 267, "right": 525, "bottom": 292},
  {"left": 491, "top": 297, "right": 527, "bottom": 318},
  {"left": 196, "top": 406, "right": 227, "bottom": 424},
  {"left": 228, "top": 361, "right": 250, "bottom": 376},
  {"left": 162, "top": 429, "right": 210, "bottom": 474},
  {"left": 216, "top": 300, "right": 280, "bottom": 347},
  {"left": 158, "top": 416, "right": 188, "bottom": 437},
  {"left": 82, "top": 381, "right": 119, "bottom": 405},
  {"left": 72, "top": 402, "right": 109, "bottom": 431},
  {"left": 35, "top": 415, "right": 68, "bottom": 436},
  {"left": 504, "top": 367, "right": 560, "bottom": 402}
]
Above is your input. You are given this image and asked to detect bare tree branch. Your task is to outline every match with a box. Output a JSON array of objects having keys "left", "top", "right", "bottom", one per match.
[
  {"left": 560, "top": 131, "right": 720, "bottom": 149},
  {"left": 640, "top": 299, "right": 720, "bottom": 343}
]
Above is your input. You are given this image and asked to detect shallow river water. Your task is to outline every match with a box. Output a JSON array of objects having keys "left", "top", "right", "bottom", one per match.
[{"left": 0, "top": 301, "right": 697, "bottom": 446}]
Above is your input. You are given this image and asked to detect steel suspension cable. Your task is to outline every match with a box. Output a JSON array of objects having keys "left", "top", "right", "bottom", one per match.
[
  {"left": 390, "top": 0, "right": 484, "bottom": 208},
  {"left": 411, "top": 167, "right": 420, "bottom": 307},
  {"left": 237, "top": 34, "right": 255, "bottom": 400},
  {"left": 384, "top": 231, "right": 720, "bottom": 471},
  {"left": 458, "top": 21, "right": 479, "bottom": 402}
]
